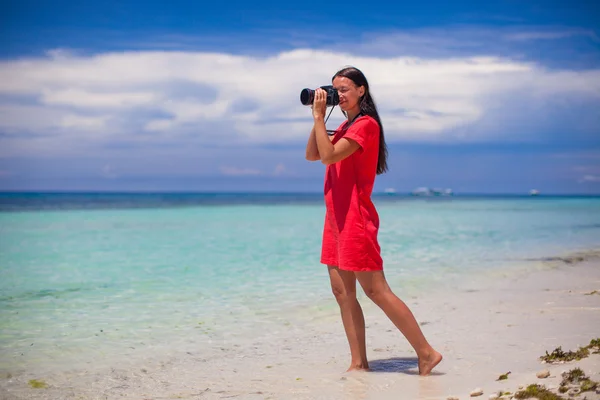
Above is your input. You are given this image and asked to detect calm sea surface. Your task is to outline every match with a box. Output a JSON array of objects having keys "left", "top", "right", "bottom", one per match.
[{"left": 1, "top": 192, "right": 599, "bottom": 374}]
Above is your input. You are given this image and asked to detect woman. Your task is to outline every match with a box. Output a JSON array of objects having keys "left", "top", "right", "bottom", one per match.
[{"left": 305, "top": 66, "right": 442, "bottom": 376}]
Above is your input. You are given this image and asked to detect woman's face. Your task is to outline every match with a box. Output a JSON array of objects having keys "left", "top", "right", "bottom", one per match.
[{"left": 332, "top": 76, "right": 364, "bottom": 112}]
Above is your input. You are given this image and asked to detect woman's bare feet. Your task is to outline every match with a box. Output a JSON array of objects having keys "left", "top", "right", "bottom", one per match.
[
  {"left": 346, "top": 362, "right": 370, "bottom": 372},
  {"left": 418, "top": 350, "right": 443, "bottom": 376}
]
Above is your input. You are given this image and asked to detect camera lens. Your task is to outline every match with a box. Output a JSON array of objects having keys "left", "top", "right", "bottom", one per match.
[{"left": 300, "top": 88, "right": 314, "bottom": 106}]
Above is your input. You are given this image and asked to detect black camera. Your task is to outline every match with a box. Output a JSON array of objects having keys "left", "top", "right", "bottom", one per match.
[{"left": 300, "top": 85, "right": 339, "bottom": 106}]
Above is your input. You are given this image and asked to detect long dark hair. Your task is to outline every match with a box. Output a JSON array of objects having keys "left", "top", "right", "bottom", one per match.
[{"left": 332, "top": 66, "right": 388, "bottom": 175}]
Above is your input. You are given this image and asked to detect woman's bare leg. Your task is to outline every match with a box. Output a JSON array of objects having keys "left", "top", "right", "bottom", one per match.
[
  {"left": 356, "top": 270, "right": 442, "bottom": 376},
  {"left": 328, "top": 266, "right": 369, "bottom": 371}
]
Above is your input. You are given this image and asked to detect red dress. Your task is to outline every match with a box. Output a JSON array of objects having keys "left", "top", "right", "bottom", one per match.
[{"left": 320, "top": 115, "right": 383, "bottom": 271}]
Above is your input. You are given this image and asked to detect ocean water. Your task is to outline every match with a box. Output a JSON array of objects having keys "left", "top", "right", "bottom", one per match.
[{"left": 1, "top": 193, "right": 599, "bottom": 375}]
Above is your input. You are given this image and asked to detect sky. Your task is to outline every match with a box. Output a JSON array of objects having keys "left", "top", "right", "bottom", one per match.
[{"left": 0, "top": 0, "right": 599, "bottom": 194}]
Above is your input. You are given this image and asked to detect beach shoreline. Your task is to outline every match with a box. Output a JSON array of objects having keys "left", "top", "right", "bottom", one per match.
[{"left": 1, "top": 248, "right": 599, "bottom": 400}]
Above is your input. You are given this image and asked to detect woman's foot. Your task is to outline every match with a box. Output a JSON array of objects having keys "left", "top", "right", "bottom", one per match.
[
  {"left": 346, "top": 361, "right": 370, "bottom": 372},
  {"left": 418, "top": 350, "right": 443, "bottom": 376}
]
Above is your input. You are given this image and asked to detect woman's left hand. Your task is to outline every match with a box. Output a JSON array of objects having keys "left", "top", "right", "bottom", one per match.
[{"left": 312, "top": 88, "right": 327, "bottom": 122}]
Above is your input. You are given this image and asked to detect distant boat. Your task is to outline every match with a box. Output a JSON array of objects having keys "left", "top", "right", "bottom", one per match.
[
  {"left": 411, "top": 187, "right": 431, "bottom": 196},
  {"left": 530, "top": 189, "right": 540, "bottom": 196},
  {"left": 411, "top": 187, "right": 453, "bottom": 196},
  {"left": 384, "top": 188, "right": 397, "bottom": 195}
]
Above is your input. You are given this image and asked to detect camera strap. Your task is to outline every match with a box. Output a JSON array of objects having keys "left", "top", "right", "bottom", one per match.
[
  {"left": 325, "top": 106, "right": 337, "bottom": 135},
  {"left": 326, "top": 111, "right": 363, "bottom": 136},
  {"left": 345, "top": 112, "right": 363, "bottom": 129}
]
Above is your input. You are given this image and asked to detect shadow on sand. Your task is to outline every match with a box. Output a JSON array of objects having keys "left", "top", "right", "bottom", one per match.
[{"left": 368, "top": 357, "right": 444, "bottom": 376}]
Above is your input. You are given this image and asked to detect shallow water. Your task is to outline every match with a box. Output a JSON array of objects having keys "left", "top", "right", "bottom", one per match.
[{"left": 1, "top": 193, "right": 599, "bottom": 374}]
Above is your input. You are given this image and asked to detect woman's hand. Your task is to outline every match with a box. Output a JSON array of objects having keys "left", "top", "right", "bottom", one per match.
[{"left": 312, "top": 88, "right": 327, "bottom": 122}]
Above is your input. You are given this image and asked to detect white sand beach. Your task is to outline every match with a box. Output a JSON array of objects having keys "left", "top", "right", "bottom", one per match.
[{"left": 2, "top": 250, "right": 599, "bottom": 400}]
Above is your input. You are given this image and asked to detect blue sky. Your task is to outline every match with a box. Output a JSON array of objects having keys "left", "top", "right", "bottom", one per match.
[{"left": 1, "top": 0, "right": 599, "bottom": 194}]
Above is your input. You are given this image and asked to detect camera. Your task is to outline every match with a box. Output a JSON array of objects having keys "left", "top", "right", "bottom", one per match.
[{"left": 300, "top": 85, "right": 340, "bottom": 106}]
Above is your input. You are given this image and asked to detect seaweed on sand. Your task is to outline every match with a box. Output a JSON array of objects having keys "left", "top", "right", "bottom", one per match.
[
  {"left": 540, "top": 346, "right": 589, "bottom": 363},
  {"left": 496, "top": 371, "right": 511, "bottom": 381},
  {"left": 560, "top": 368, "right": 598, "bottom": 393},
  {"left": 589, "top": 338, "right": 600, "bottom": 352},
  {"left": 28, "top": 379, "right": 48, "bottom": 389},
  {"left": 539, "top": 337, "right": 600, "bottom": 363},
  {"left": 513, "top": 384, "right": 564, "bottom": 400}
]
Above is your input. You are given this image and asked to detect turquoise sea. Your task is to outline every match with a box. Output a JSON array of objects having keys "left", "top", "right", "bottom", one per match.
[{"left": 1, "top": 192, "right": 599, "bottom": 375}]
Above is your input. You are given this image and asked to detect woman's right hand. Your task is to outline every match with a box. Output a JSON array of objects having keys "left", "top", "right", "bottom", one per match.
[{"left": 312, "top": 88, "right": 327, "bottom": 122}]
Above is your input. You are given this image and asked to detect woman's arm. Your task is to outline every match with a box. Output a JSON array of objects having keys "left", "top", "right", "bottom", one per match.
[
  {"left": 312, "top": 89, "right": 361, "bottom": 165},
  {"left": 305, "top": 127, "right": 320, "bottom": 161}
]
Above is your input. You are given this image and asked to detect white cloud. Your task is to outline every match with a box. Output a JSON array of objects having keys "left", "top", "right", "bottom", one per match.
[
  {"left": 505, "top": 29, "right": 598, "bottom": 41},
  {"left": 0, "top": 44, "right": 599, "bottom": 157},
  {"left": 41, "top": 89, "right": 157, "bottom": 108},
  {"left": 579, "top": 175, "right": 600, "bottom": 183},
  {"left": 61, "top": 114, "right": 107, "bottom": 129},
  {"left": 145, "top": 119, "right": 174, "bottom": 132},
  {"left": 219, "top": 165, "right": 262, "bottom": 176},
  {"left": 572, "top": 165, "right": 600, "bottom": 173},
  {"left": 158, "top": 98, "right": 230, "bottom": 123},
  {"left": 0, "top": 104, "right": 65, "bottom": 133},
  {"left": 273, "top": 163, "right": 286, "bottom": 176}
]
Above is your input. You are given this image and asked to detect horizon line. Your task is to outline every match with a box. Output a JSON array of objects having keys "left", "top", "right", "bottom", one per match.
[{"left": 0, "top": 190, "right": 599, "bottom": 197}]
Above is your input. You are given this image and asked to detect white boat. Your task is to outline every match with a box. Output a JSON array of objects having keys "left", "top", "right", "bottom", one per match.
[
  {"left": 411, "top": 187, "right": 453, "bottom": 196},
  {"left": 530, "top": 189, "right": 540, "bottom": 196},
  {"left": 384, "top": 188, "right": 396, "bottom": 195},
  {"left": 411, "top": 187, "right": 431, "bottom": 196}
]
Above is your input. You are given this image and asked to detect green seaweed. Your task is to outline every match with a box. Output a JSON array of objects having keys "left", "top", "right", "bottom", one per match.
[
  {"left": 513, "top": 384, "right": 564, "bottom": 400},
  {"left": 561, "top": 367, "right": 585, "bottom": 383},
  {"left": 541, "top": 338, "right": 600, "bottom": 363},
  {"left": 28, "top": 379, "right": 48, "bottom": 389},
  {"left": 540, "top": 346, "right": 589, "bottom": 363},
  {"left": 558, "top": 386, "right": 568, "bottom": 393},
  {"left": 560, "top": 368, "right": 598, "bottom": 393},
  {"left": 589, "top": 338, "right": 600, "bottom": 353},
  {"left": 584, "top": 290, "right": 599, "bottom": 295},
  {"left": 581, "top": 379, "right": 598, "bottom": 391},
  {"left": 496, "top": 371, "right": 511, "bottom": 381}
]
